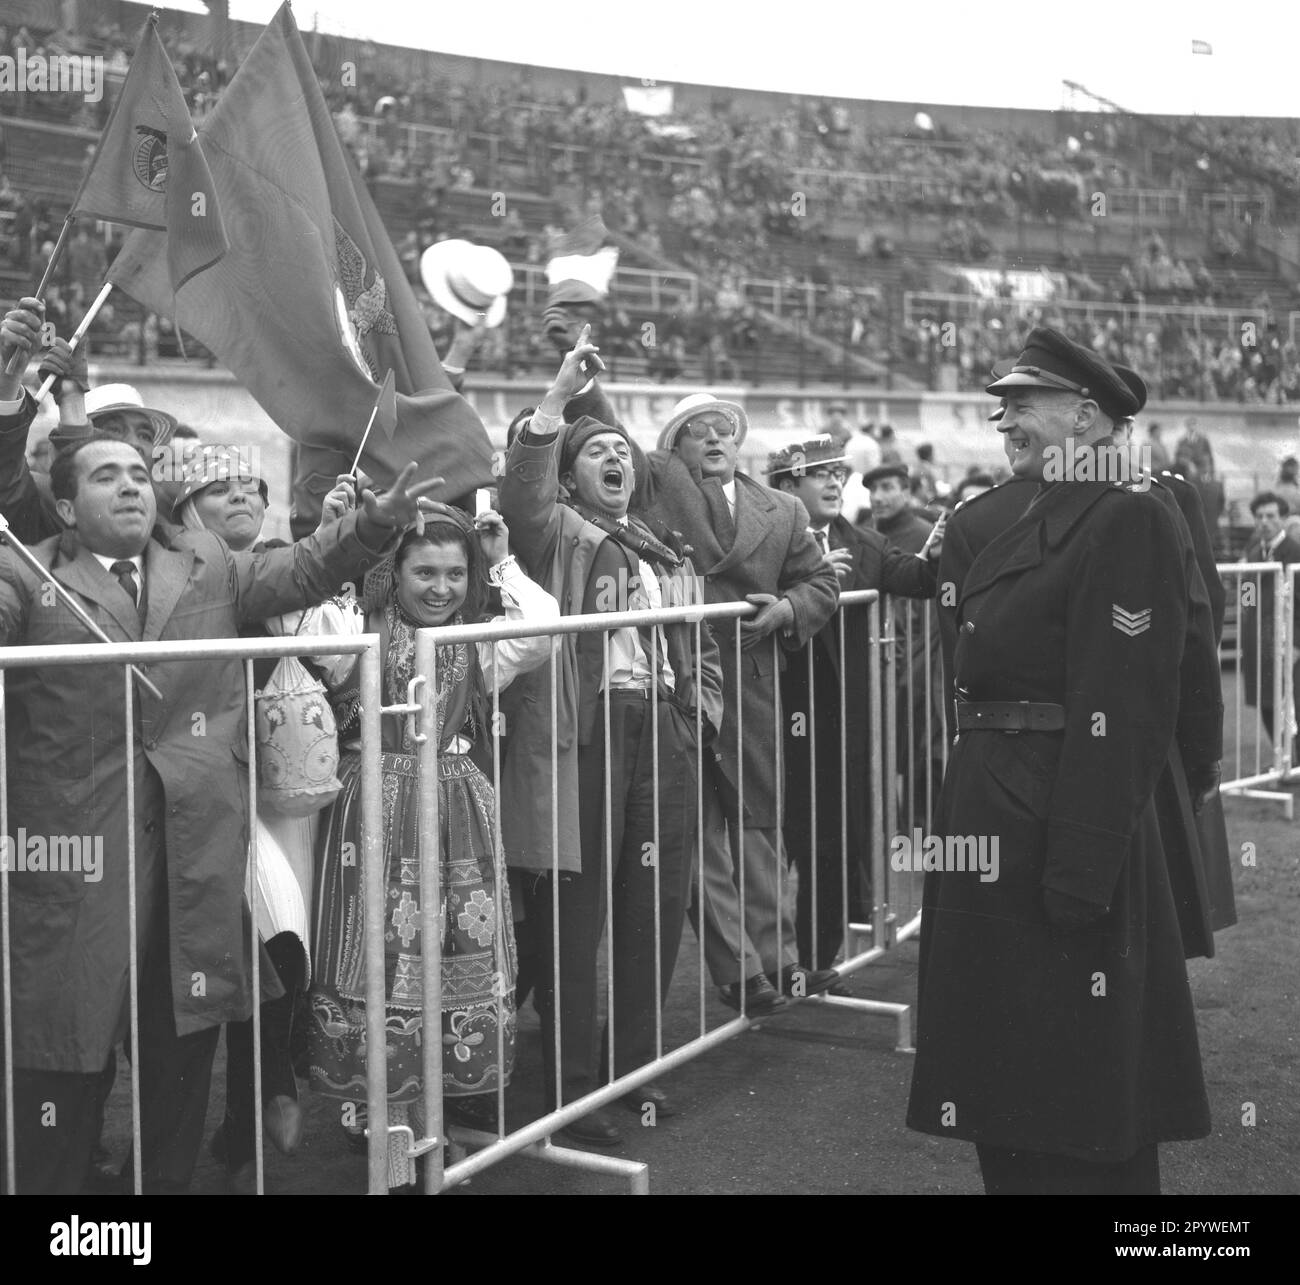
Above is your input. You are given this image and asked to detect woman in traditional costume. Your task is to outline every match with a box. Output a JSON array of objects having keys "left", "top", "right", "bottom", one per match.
[{"left": 309, "top": 502, "right": 557, "bottom": 1189}]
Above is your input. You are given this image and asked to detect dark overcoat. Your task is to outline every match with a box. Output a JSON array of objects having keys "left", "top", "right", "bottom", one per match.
[
  {"left": 938, "top": 476, "right": 1233, "bottom": 956},
  {"left": 0, "top": 514, "right": 386, "bottom": 1072},
  {"left": 640, "top": 452, "right": 839, "bottom": 829},
  {"left": 907, "top": 481, "right": 1210, "bottom": 1160}
]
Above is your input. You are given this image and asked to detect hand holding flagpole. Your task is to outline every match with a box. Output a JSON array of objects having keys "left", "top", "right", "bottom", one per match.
[{"left": 31, "top": 283, "right": 115, "bottom": 404}]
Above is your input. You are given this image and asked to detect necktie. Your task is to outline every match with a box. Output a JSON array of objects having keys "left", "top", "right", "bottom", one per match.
[
  {"left": 110, "top": 560, "right": 139, "bottom": 605},
  {"left": 812, "top": 528, "right": 828, "bottom": 553}
]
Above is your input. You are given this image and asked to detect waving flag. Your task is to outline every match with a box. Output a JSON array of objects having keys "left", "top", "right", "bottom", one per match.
[
  {"left": 74, "top": 13, "right": 226, "bottom": 291},
  {"left": 107, "top": 3, "right": 492, "bottom": 535}
]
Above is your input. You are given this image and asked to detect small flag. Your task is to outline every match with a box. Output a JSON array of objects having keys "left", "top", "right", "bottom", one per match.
[
  {"left": 375, "top": 368, "right": 397, "bottom": 440},
  {"left": 74, "top": 14, "right": 227, "bottom": 291},
  {"left": 545, "top": 215, "right": 619, "bottom": 308},
  {"left": 1192, "top": 39, "right": 1213, "bottom": 55}
]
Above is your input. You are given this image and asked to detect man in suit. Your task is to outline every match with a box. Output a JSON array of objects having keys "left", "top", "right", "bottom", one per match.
[
  {"left": 636, "top": 392, "right": 841, "bottom": 1013},
  {"left": 0, "top": 425, "right": 429, "bottom": 1194},
  {"left": 1, "top": 288, "right": 435, "bottom": 1196},
  {"left": 499, "top": 331, "right": 723, "bottom": 1147},
  {"left": 1239, "top": 490, "right": 1300, "bottom": 759},
  {"left": 766, "top": 436, "right": 940, "bottom": 973}
]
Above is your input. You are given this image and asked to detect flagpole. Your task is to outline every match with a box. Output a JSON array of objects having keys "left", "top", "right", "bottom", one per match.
[
  {"left": 0, "top": 515, "right": 164, "bottom": 701},
  {"left": 348, "top": 403, "right": 381, "bottom": 479},
  {"left": 29, "top": 282, "right": 115, "bottom": 404}
]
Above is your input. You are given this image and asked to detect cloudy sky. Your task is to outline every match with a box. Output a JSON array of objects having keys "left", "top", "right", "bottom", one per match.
[{"left": 168, "top": 0, "right": 1300, "bottom": 118}]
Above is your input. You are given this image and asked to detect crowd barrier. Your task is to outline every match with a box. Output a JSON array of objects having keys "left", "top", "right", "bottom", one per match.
[
  {"left": 1217, "top": 562, "right": 1297, "bottom": 816},
  {"left": 3, "top": 563, "right": 1291, "bottom": 1195}
]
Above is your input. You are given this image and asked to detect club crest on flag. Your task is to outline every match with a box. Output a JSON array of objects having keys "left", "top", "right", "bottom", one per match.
[
  {"left": 333, "top": 283, "right": 372, "bottom": 380},
  {"left": 132, "top": 125, "right": 169, "bottom": 192},
  {"left": 337, "top": 218, "right": 397, "bottom": 379}
]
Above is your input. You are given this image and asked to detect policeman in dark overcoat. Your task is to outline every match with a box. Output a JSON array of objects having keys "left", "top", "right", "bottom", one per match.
[{"left": 907, "top": 327, "right": 1210, "bottom": 1194}]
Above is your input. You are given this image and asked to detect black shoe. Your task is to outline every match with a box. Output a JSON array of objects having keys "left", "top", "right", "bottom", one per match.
[
  {"left": 619, "top": 1082, "right": 677, "bottom": 1118},
  {"left": 718, "top": 973, "right": 787, "bottom": 1016},
  {"left": 769, "top": 964, "right": 839, "bottom": 999},
  {"left": 558, "top": 1106, "right": 623, "bottom": 1148}
]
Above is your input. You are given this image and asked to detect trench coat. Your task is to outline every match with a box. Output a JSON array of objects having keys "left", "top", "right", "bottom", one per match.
[
  {"left": 639, "top": 452, "right": 839, "bottom": 829},
  {"left": 497, "top": 425, "right": 724, "bottom": 874},
  {"left": 907, "top": 481, "right": 1210, "bottom": 1160},
  {"left": 0, "top": 514, "right": 388, "bottom": 1072}
]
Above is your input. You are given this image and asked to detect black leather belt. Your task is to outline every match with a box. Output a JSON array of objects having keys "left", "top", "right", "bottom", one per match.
[{"left": 955, "top": 700, "right": 1065, "bottom": 733}]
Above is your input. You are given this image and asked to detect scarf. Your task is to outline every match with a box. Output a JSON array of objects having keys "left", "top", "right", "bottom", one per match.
[{"left": 564, "top": 500, "right": 684, "bottom": 572}]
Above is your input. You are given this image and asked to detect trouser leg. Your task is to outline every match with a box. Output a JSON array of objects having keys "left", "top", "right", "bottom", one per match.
[
  {"left": 607, "top": 700, "right": 694, "bottom": 1077},
  {"left": 2, "top": 1063, "right": 112, "bottom": 1194},
  {"left": 130, "top": 916, "right": 221, "bottom": 1194},
  {"left": 734, "top": 824, "right": 798, "bottom": 977},
  {"left": 223, "top": 931, "right": 304, "bottom": 1168},
  {"left": 687, "top": 779, "right": 763, "bottom": 987}
]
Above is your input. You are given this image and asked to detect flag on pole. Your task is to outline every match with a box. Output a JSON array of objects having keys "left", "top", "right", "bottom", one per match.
[
  {"left": 106, "top": 2, "right": 493, "bottom": 535},
  {"left": 545, "top": 215, "right": 619, "bottom": 308},
  {"left": 1191, "top": 39, "right": 1213, "bottom": 55},
  {"left": 74, "top": 13, "right": 227, "bottom": 291}
]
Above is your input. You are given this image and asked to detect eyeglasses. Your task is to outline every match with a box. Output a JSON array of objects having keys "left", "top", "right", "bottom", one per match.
[
  {"left": 805, "top": 466, "right": 848, "bottom": 483},
  {"left": 680, "top": 417, "right": 737, "bottom": 440}
]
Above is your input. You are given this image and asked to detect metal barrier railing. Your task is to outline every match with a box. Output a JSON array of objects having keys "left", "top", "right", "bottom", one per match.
[
  {"left": 2, "top": 588, "right": 951, "bottom": 1195},
  {"left": 1217, "top": 562, "right": 1295, "bottom": 815},
  {"left": 376, "top": 589, "right": 929, "bottom": 1195},
  {"left": 0, "top": 633, "right": 384, "bottom": 1196}
]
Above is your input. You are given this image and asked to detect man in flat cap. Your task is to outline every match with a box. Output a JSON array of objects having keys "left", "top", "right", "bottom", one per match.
[
  {"left": 767, "top": 436, "right": 940, "bottom": 973},
  {"left": 498, "top": 330, "right": 723, "bottom": 1146},
  {"left": 907, "top": 325, "right": 1211, "bottom": 1194}
]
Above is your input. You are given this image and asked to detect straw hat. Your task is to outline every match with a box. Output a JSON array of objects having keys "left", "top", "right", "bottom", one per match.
[
  {"left": 84, "top": 383, "right": 177, "bottom": 446},
  {"left": 419, "top": 239, "right": 513, "bottom": 328},
  {"left": 657, "top": 392, "right": 748, "bottom": 451}
]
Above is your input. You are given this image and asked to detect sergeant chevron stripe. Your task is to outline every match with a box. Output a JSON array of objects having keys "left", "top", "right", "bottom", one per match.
[{"left": 1112, "top": 604, "right": 1153, "bottom": 636}]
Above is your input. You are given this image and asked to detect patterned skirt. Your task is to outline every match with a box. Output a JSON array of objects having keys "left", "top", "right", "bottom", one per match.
[{"left": 309, "top": 749, "right": 516, "bottom": 1103}]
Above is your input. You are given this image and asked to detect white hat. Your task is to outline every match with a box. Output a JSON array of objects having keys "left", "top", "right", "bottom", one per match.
[
  {"left": 658, "top": 392, "right": 749, "bottom": 451},
  {"left": 419, "top": 240, "right": 514, "bottom": 329},
  {"left": 84, "top": 383, "right": 177, "bottom": 445}
]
